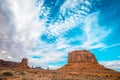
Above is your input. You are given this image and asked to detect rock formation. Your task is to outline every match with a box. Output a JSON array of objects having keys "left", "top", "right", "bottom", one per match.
[
  {"left": 0, "top": 58, "right": 29, "bottom": 68},
  {"left": 68, "top": 50, "right": 98, "bottom": 63},
  {"left": 58, "top": 50, "right": 116, "bottom": 74}
]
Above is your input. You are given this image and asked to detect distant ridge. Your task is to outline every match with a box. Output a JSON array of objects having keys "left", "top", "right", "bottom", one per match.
[{"left": 0, "top": 58, "right": 29, "bottom": 68}]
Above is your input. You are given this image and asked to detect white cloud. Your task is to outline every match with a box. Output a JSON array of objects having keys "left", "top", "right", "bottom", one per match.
[
  {"left": 99, "top": 60, "right": 120, "bottom": 72},
  {"left": 0, "top": 0, "right": 112, "bottom": 69},
  {"left": 60, "top": 0, "right": 91, "bottom": 16},
  {"left": 28, "top": 48, "right": 66, "bottom": 68},
  {"left": 0, "top": 0, "right": 26, "bottom": 60},
  {"left": 42, "top": 0, "right": 93, "bottom": 37},
  {"left": 101, "top": 43, "right": 120, "bottom": 50},
  {"left": 7, "top": 0, "right": 45, "bottom": 48},
  {"left": 0, "top": 0, "right": 45, "bottom": 61},
  {"left": 81, "top": 12, "right": 111, "bottom": 50},
  {"left": 0, "top": 50, "right": 13, "bottom": 61}
]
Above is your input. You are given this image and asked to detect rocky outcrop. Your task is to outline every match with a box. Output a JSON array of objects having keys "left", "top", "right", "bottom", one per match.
[
  {"left": 57, "top": 50, "right": 120, "bottom": 78},
  {"left": 58, "top": 50, "right": 112, "bottom": 71},
  {"left": 0, "top": 58, "right": 29, "bottom": 68},
  {"left": 68, "top": 50, "right": 98, "bottom": 63}
]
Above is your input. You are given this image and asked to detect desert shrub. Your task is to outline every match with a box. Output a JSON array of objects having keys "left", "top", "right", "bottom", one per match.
[
  {"left": 34, "top": 71, "right": 37, "bottom": 74},
  {"left": 19, "top": 71, "right": 26, "bottom": 75},
  {"left": 109, "top": 75, "right": 112, "bottom": 77},
  {"left": 106, "top": 75, "right": 109, "bottom": 77},
  {"left": 95, "top": 74, "right": 97, "bottom": 76},
  {"left": 118, "top": 76, "right": 120, "bottom": 79},
  {"left": 2, "top": 71, "right": 13, "bottom": 76},
  {"left": 0, "top": 78, "right": 6, "bottom": 80},
  {"left": 22, "top": 78, "right": 28, "bottom": 80},
  {"left": 22, "top": 78, "right": 33, "bottom": 80},
  {"left": 0, "top": 78, "right": 3, "bottom": 80},
  {"left": 115, "top": 77, "right": 120, "bottom": 80}
]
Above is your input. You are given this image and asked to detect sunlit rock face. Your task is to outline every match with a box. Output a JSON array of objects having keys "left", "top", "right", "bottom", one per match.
[
  {"left": 58, "top": 50, "right": 120, "bottom": 76},
  {"left": 68, "top": 50, "right": 98, "bottom": 64},
  {"left": 21, "top": 58, "right": 28, "bottom": 65},
  {"left": 20, "top": 58, "right": 29, "bottom": 68},
  {"left": 0, "top": 58, "right": 29, "bottom": 68},
  {"left": 59, "top": 50, "right": 107, "bottom": 70}
]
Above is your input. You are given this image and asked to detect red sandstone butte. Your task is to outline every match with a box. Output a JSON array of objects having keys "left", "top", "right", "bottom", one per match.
[
  {"left": 68, "top": 50, "right": 98, "bottom": 63},
  {"left": 0, "top": 58, "right": 29, "bottom": 68},
  {"left": 58, "top": 50, "right": 115, "bottom": 72}
]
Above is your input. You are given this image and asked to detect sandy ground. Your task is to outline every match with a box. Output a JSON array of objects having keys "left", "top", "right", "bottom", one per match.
[{"left": 0, "top": 68, "right": 120, "bottom": 80}]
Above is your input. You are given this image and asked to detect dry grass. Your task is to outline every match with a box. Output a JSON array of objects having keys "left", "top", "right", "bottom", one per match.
[
  {"left": 1, "top": 71, "right": 13, "bottom": 77},
  {"left": 0, "top": 68, "right": 119, "bottom": 80}
]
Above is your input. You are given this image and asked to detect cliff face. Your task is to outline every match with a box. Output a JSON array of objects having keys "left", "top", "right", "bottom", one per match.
[
  {"left": 0, "top": 58, "right": 29, "bottom": 68},
  {"left": 59, "top": 50, "right": 107, "bottom": 70},
  {"left": 68, "top": 50, "right": 98, "bottom": 63}
]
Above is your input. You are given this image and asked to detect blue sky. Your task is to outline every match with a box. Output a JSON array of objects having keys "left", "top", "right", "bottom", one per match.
[{"left": 0, "top": 0, "right": 120, "bottom": 71}]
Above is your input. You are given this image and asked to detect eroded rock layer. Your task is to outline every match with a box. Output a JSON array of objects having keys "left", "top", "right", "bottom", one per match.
[
  {"left": 0, "top": 58, "right": 29, "bottom": 68},
  {"left": 68, "top": 50, "right": 98, "bottom": 63},
  {"left": 59, "top": 50, "right": 113, "bottom": 72}
]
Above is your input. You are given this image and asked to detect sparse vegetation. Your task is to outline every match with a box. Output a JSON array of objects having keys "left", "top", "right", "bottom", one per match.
[
  {"left": 19, "top": 71, "right": 26, "bottom": 75},
  {"left": 22, "top": 78, "right": 28, "bottom": 80},
  {"left": 22, "top": 78, "right": 33, "bottom": 80},
  {"left": 0, "top": 68, "right": 119, "bottom": 80},
  {"left": 117, "top": 76, "right": 120, "bottom": 79},
  {"left": 0, "top": 78, "right": 6, "bottom": 80},
  {"left": 34, "top": 71, "right": 37, "bottom": 74},
  {"left": 106, "top": 75, "right": 109, "bottom": 77},
  {"left": 1, "top": 71, "right": 13, "bottom": 76}
]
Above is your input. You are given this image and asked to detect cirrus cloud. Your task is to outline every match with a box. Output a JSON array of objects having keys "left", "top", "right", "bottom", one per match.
[{"left": 0, "top": 0, "right": 112, "bottom": 69}]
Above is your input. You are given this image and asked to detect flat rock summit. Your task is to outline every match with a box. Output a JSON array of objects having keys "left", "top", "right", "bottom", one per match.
[
  {"left": 58, "top": 50, "right": 117, "bottom": 73},
  {"left": 68, "top": 50, "right": 98, "bottom": 63}
]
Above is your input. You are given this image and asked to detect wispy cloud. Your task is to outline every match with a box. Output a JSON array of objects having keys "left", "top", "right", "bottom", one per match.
[
  {"left": 81, "top": 12, "right": 111, "bottom": 50},
  {"left": 0, "top": 0, "right": 112, "bottom": 69},
  {"left": 99, "top": 60, "right": 120, "bottom": 72},
  {"left": 101, "top": 43, "right": 120, "bottom": 50}
]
